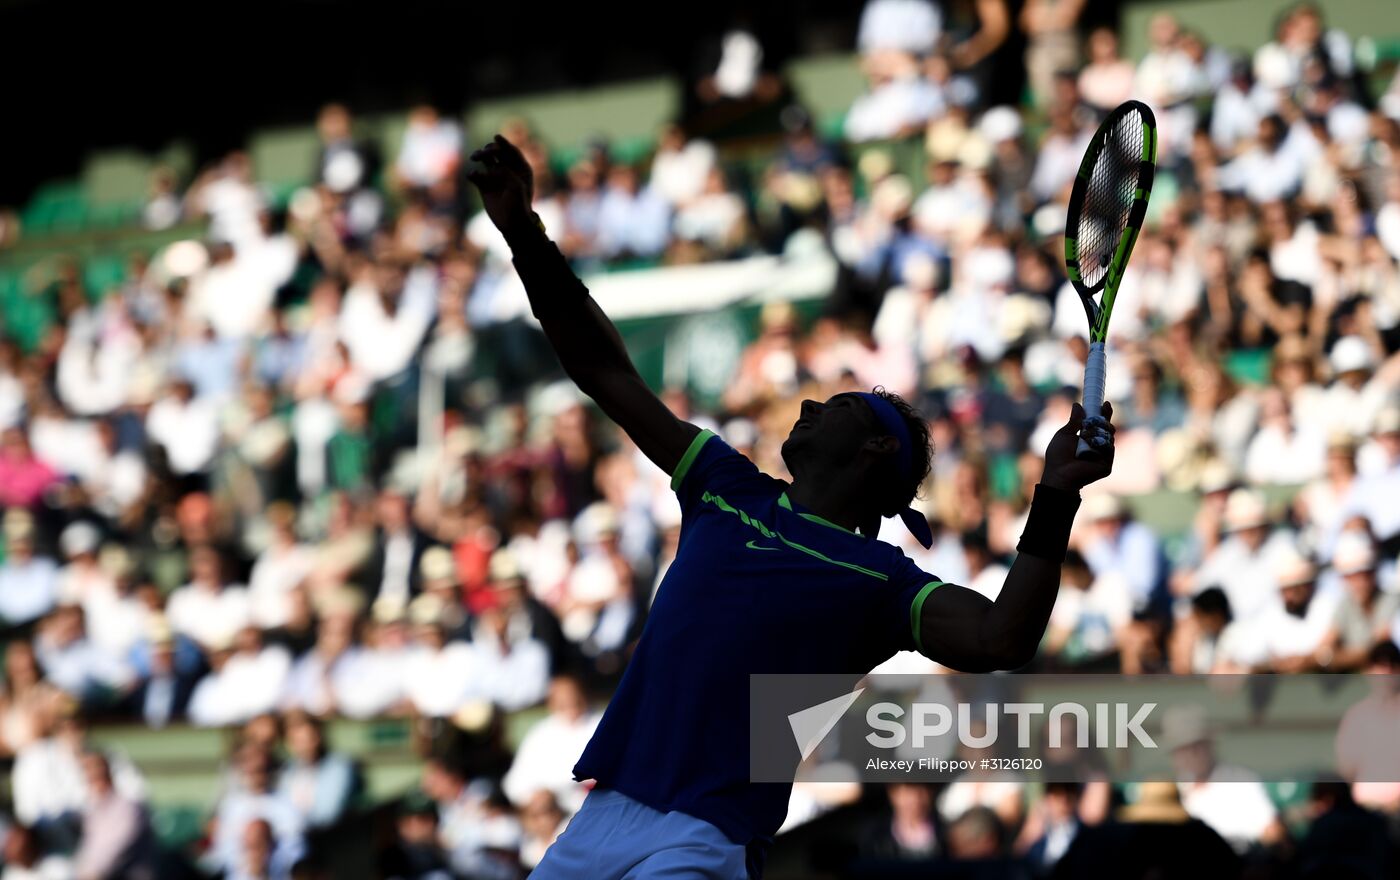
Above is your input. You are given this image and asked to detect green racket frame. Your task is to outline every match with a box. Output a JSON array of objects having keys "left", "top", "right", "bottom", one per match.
[{"left": 1063, "top": 100, "right": 1157, "bottom": 457}]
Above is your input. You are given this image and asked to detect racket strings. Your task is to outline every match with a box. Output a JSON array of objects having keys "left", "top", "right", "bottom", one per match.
[{"left": 1077, "top": 112, "right": 1145, "bottom": 290}]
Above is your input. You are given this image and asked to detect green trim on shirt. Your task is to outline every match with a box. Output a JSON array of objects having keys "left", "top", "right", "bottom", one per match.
[
  {"left": 670, "top": 429, "right": 716, "bottom": 492},
  {"left": 700, "top": 489, "right": 888, "bottom": 581},
  {"left": 909, "top": 581, "right": 945, "bottom": 654},
  {"left": 778, "top": 492, "right": 856, "bottom": 535}
]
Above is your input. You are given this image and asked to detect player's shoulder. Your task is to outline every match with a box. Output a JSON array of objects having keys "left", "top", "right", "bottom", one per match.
[{"left": 673, "top": 429, "right": 784, "bottom": 499}]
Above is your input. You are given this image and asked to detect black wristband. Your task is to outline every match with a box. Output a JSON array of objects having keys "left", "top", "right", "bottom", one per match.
[
  {"left": 1016, "top": 483, "right": 1082, "bottom": 562},
  {"left": 506, "top": 225, "right": 588, "bottom": 310}
]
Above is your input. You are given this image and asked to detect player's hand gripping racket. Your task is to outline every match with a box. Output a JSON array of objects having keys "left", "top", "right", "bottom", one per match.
[{"left": 1063, "top": 100, "right": 1157, "bottom": 459}]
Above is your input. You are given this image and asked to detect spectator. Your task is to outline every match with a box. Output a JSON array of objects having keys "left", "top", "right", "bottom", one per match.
[
  {"left": 1163, "top": 706, "right": 1285, "bottom": 851},
  {"left": 166, "top": 546, "right": 253, "bottom": 653},
  {"left": 1020, "top": 0, "right": 1086, "bottom": 110},
  {"left": 1078, "top": 494, "right": 1167, "bottom": 617},
  {"left": 518, "top": 790, "right": 567, "bottom": 871},
  {"left": 1243, "top": 547, "right": 1341, "bottom": 672},
  {"left": 594, "top": 165, "right": 671, "bottom": 261},
  {"left": 362, "top": 488, "right": 430, "bottom": 609},
  {"left": 187, "top": 625, "right": 291, "bottom": 727},
  {"left": 857, "top": 0, "right": 941, "bottom": 59},
  {"left": 844, "top": 56, "right": 946, "bottom": 143},
  {"left": 502, "top": 675, "right": 600, "bottom": 812},
  {"left": 1078, "top": 27, "right": 1135, "bottom": 114},
  {"left": 395, "top": 105, "right": 462, "bottom": 192},
  {"left": 1045, "top": 549, "right": 1129, "bottom": 669},
  {"left": 333, "top": 604, "right": 412, "bottom": 720},
  {"left": 402, "top": 595, "right": 477, "bottom": 718},
  {"left": 248, "top": 502, "right": 315, "bottom": 630},
  {"left": 72, "top": 751, "right": 158, "bottom": 880},
  {"left": 277, "top": 711, "right": 359, "bottom": 830},
  {"left": 1325, "top": 532, "right": 1400, "bottom": 670},
  {"left": 122, "top": 620, "right": 200, "bottom": 728},
  {"left": 1021, "top": 782, "right": 1082, "bottom": 876},
  {"left": 0, "top": 515, "right": 59, "bottom": 632},
  {"left": 12, "top": 713, "right": 146, "bottom": 850},
  {"left": 1335, "top": 641, "right": 1400, "bottom": 815},
  {"left": 380, "top": 792, "right": 453, "bottom": 880},
  {"left": 209, "top": 746, "right": 305, "bottom": 877},
  {"left": 33, "top": 604, "right": 134, "bottom": 706},
  {"left": 1193, "top": 489, "right": 1295, "bottom": 625},
  {"left": 1296, "top": 777, "right": 1394, "bottom": 880},
  {"left": 1056, "top": 781, "right": 1242, "bottom": 879},
  {"left": 315, "top": 103, "right": 377, "bottom": 195},
  {"left": 858, "top": 782, "right": 940, "bottom": 859},
  {"left": 1, "top": 824, "right": 73, "bottom": 880},
  {"left": 1168, "top": 587, "right": 1235, "bottom": 674}
]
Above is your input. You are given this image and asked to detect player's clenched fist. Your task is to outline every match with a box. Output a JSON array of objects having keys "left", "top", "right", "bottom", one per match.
[{"left": 467, "top": 134, "right": 536, "bottom": 239}]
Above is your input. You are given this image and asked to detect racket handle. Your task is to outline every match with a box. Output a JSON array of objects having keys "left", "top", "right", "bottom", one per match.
[{"left": 1077, "top": 342, "right": 1109, "bottom": 459}]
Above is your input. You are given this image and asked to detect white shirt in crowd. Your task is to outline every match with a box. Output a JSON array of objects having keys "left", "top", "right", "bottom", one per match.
[
  {"left": 146, "top": 394, "right": 221, "bottom": 475},
  {"left": 1194, "top": 531, "right": 1297, "bottom": 625},
  {"left": 857, "top": 0, "right": 941, "bottom": 55},
  {"left": 1179, "top": 766, "right": 1277, "bottom": 850},
  {"left": 403, "top": 642, "right": 480, "bottom": 718},
  {"left": 396, "top": 119, "right": 463, "bottom": 188},
  {"left": 502, "top": 710, "right": 602, "bottom": 813},
  {"left": 165, "top": 583, "right": 253, "bottom": 652},
  {"left": 332, "top": 646, "right": 411, "bottom": 720},
  {"left": 188, "top": 646, "right": 292, "bottom": 727},
  {"left": 248, "top": 544, "right": 315, "bottom": 629},
  {"left": 845, "top": 76, "right": 946, "bottom": 144},
  {"left": 338, "top": 267, "right": 437, "bottom": 381},
  {"left": 1244, "top": 424, "right": 1326, "bottom": 486},
  {"left": 12, "top": 738, "right": 146, "bottom": 827},
  {"left": 651, "top": 140, "right": 716, "bottom": 207}
]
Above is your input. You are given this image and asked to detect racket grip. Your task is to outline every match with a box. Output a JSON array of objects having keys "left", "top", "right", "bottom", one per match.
[{"left": 1077, "top": 342, "right": 1108, "bottom": 459}]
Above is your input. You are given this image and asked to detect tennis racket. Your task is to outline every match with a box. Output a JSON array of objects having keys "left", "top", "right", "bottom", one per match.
[{"left": 1063, "top": 100, "right": 1157, "bottom": 458}]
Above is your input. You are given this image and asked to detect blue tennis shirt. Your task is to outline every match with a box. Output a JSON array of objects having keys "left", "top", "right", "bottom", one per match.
[{"left": 573, "top": 429, "right": 945, "bottom": 849}]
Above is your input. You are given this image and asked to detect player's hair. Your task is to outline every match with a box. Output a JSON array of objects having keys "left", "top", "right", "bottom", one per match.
[{"left": 868, "top": 386, "right": 933, "bottom": 517}]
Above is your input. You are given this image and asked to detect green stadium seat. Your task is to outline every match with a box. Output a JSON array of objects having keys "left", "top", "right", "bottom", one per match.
[
  {"left": 83, "top": 150, "right": 153, "bottom": 208},
  {"left": 249, "top": 125, "right": 322, "bottom": 200},
  {"left": 84, "top": 253, "right": 127, "bottom": 298},
  {"left": 467, "top": 77, "right": 680, "bottom": 166},
  {"left": 785, "top": 54, "right": 866, "bottom": 140}
]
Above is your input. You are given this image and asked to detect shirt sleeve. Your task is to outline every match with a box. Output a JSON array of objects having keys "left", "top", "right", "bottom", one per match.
[
  {"left": 670, "top": 429, "right": 769, "bottom": 512},
  {"left": 887, "top": 552, "right": 946, "bottom": 656}
]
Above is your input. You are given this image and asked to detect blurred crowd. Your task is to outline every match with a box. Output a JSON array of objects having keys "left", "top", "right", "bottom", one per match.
[{"left": 2, "top": 0, "right": 1400, "bottom": 876}]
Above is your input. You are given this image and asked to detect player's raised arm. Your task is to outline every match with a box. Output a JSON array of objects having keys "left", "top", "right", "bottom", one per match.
[
  {"left": 915, "top": 403, "right": 1114, "bottom": 671},
  {"left": 467, "top": 135, "right": 699, "bottom": 475}
]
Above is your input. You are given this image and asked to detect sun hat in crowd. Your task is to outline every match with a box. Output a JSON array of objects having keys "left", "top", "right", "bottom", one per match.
[
  {"left": 978, "top": 106, "right": 1022, "bottom": 144},
  {"left": 1082, "top": 493, "right": 1127, "bottom": 523},
  {"left": 419, "top": 546, "right": 457, "bottom": 584},
  {"left": 1118, "top": 781, "right": 1191, "bottom": 823},
  {"left": 1223, "top": 488, "right": 1270, "bottom": 532},
  {"left": 1329, "top": 336, "right": 1375, "bottom": 375},
  {"left": 1272, "top": 546, "right": 1317, "bottom": 590},
  {"left": 1159, "top": 704, "right": 1212, "bottom": 751},
  {"left": 489, "top": 548, "right": 526, "bottom": 586},
  {"left": 1198, "top": 460, "right": 1236, "bottom": 496},
  {"left": 1331, "top": 531, "right": 1377, "bottom": 576},
  {"left": 59, "top": 522, "right": 101, "bottom": 558},
  {"left": 1373, "top": 406, "right": 1400, "bottom": 437}
]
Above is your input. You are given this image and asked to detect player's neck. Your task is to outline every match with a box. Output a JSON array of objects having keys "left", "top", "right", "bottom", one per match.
[{"left": 784, "top": 478, "right": 866, "bottom": 533}]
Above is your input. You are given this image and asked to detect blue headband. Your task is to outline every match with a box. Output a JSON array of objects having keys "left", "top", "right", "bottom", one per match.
[{"left": 854, "top": 392, "right": 934, "bottom": 549}]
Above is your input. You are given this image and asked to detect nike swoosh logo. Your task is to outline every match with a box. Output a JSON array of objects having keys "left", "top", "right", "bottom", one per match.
[{"left": 746, "top": 539, "right": 781, "bottom": 551}]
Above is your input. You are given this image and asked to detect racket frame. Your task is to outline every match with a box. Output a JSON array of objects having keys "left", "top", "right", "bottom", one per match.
[{"left": 1062, "top": 101, "right": 1158, "bottom": 457}]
